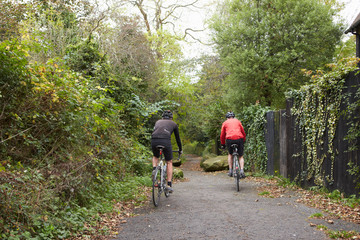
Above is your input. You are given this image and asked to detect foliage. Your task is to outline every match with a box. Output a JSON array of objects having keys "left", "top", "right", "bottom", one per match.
[
  {"left": 309, "top": 212, "right": 324, "bottom": 218},
  {"left": 314, "top": 225, "right": 360, "bottom": 239},
  {"left": 240, "top": 104, "right": 271, "bottom": 173},
  {"left": 0, "top": 0, "right": 27, "bottom": 41},
  {"left": 0, "top": 35, "right": 154, "bottom": 239},
  {"left": 258, "top": 191, "right": 270, "bottom": 196},
  {"left": 276, "top": 175, "right": 297, "bottom": 189},
  {"left": 173, "top": 168, "right": 184, "bottom": 179},
  {"left": 176, "top": 56, "right": 230, "bottom": 153},
  {"left": 327, "top": 230, "right": 359, "bottom": 239},
  {"left": 347, "top": 160, "right": 360, "bottom": 190},
  {"left": 193, "top": 56, "right": 229, "bottom": 143},
  {"left": 316, "top": 224, "right": 327, "bottom": 230},
  {"left": 183, "top": 141, "right": 206, "bottom": 156},
  {"left": 343, "top": 86, "right": 360, "bottom": 152},
  {"left": 0, "top": 168, "right": 151, "bottom": 239},
  {"left": 327, "top": 190, "right": 360, "bottom": 208},
  {"left": 211, "top": 0, "right": 344, "bottom": 109},
  {"left": 0, "top": 40, "right": 31, "bottom": 112},
  {"left": 100, "top": 14, "right": 157, "bottom": 101},
  {"left": 286, "top": 57, "right": 360, "bottom": 187},
  {"left": 124, "top": 94, "right": 180, "bottom": 145},
  {"left": 65, "top": 39, "right": 109, "bottom": 78},
  {"left": 342, "top": 68, "right": 360, "bottom": 188},
  {"left": 202, "top": 101, "right": 230, "bottom": 142},
  {"left": 20, "top": 0, "right": 85, "bottom": 63},
  {"left": 335, "top": 35, "right": 356, "bottom": 60},
  {"left": 181, "top": 56, "right": 271, "bottom": 172},
  {"left": 148, "top": 30, "right": 196, "bottom": 107}
]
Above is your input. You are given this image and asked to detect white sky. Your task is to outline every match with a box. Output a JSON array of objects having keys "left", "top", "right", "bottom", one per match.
[
  {"left": 340, "top": 0, "right": 360, "bottom": 27},
  {"left": 176, "top": 0, "right": 217, "bottom": 59}
]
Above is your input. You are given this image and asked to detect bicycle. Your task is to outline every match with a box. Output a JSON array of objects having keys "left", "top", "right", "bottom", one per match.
[
  {"left": 230, "top": 144, "right": 241, "bottom": 192},
  {"left": 152, "top": 145, "right": 181, "bottom": 207}
]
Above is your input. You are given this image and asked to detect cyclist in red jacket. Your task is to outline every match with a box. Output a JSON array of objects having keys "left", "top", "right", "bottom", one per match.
[{"left": 220, "top": 112, "right": 246, "bottom": 178}]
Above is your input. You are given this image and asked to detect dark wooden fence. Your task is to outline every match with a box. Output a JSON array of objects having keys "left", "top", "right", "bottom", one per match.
[{"left": 265, "top": 71, "right": 360, "bottom": 195}]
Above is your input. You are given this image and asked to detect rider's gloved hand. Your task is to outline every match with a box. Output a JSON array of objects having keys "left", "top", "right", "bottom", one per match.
[{"left": 221, "top": 144, "right": 226, "bottom": 149}]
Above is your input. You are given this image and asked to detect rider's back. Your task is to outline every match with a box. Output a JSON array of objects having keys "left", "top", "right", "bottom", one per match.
[
  {"left": 151, "top": 119, "right": 179, "bottom": 140},
  {"left": 220, "top": 118, "right": 246, "bottom": 141}
]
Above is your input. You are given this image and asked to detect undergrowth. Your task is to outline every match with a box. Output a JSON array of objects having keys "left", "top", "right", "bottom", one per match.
[{"left": 0, "top": 167, "right": 152, "bottom": 239}]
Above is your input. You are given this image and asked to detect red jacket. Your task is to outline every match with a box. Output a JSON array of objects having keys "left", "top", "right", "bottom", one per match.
[{"left": 220, "top": 118, "right": 246, "bottom": 145}]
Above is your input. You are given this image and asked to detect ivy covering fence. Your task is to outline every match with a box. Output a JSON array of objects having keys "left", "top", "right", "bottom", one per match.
[{"left": 276, "top": 58, "right": 360, "bottom": 195}]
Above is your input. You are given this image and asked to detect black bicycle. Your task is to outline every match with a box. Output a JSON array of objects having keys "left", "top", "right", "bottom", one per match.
[
  {"left": 231, "top": 144, "right": 241, "bottom": 192},
  {"left": 152, "top": 145, "right": 181, "bottom": 207}
]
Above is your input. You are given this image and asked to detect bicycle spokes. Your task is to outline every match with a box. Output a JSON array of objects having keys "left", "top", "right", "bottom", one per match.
[{"left": 152, "top": 160, "right": 171, "bottom": 206}]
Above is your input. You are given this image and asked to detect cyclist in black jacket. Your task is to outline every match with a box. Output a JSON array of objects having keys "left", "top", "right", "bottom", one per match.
[{"left": 151, "top": 110, "right": 182, "bottom": 193}]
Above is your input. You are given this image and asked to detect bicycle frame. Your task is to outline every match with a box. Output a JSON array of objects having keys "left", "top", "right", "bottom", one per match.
[
  {"left": 231, "top": 144, "right": 241, "bottom": 192},
  {"left": 158, "top": 148, "right": 169, "bottom": 197}
]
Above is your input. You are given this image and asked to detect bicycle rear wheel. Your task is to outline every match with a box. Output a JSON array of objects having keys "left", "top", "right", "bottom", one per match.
[
  {"left": 233, "top": 155, "right": 240, "bottom": 192},
  {"left": 152, "top": 167, "right": 161, "bottom": 207}
]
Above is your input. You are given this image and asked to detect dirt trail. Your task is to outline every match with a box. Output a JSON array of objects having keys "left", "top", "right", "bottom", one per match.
[{"left": 114, "top": 155, "right": 359, "bottom": 240}]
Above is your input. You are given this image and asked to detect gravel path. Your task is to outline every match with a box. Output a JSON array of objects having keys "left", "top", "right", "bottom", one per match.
[{"left": 114, "top": 155, "right": 358, "bottom": 240}]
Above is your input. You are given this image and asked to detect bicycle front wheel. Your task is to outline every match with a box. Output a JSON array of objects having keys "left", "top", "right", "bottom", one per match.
[
  {"left": 233, "top": 155, "right": 240, "bottom": 192},
  {"left": 152, "top": 167, "right": 161, "bottom": 207}
]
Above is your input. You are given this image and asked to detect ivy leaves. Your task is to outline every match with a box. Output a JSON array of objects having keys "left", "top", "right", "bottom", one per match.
[{"left": 287, "top": 57, "right": 360, "bottom": 186}]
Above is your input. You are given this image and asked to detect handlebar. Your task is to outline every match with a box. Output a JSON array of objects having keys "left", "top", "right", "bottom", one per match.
[{"left": 220, "top": 145, "right": 238, "bottom": 154}]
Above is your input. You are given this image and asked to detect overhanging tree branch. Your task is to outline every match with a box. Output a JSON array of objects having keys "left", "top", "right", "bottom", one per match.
[{"left": 184, "top": 28, "right": 214, "bottom": 45}]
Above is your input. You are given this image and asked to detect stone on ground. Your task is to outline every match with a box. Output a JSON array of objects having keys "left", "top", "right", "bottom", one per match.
[{"left": 200, "top": 155, "right": 228, "bottom": 172}]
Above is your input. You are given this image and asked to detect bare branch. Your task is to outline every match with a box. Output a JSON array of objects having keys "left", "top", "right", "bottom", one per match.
[
  {"left": 88, "top": 13, "right": 107, "bottom": 43},
  {"left": 161, "top": 0, "right": 201, "bottom": 26},
  {"left": 0, "top": 103, "right": 7, "bottom": 120},
  {"left": 164, "top": 0, "right": 201, "bottom": 10},
  {"left": 184, "top": 28, "right": 214, "bottom": 45},
  {"left": 135, "top": 0, "right": 152, "bottom": 35},
  {"left": 87, "top": 0, "right": 113, "bottom": 43},
  {"left": 162, "top": 21, "right": 177, "bottom": 34},
  {"left": 0, "top": 127, "right": 34, "bottom": 144}
]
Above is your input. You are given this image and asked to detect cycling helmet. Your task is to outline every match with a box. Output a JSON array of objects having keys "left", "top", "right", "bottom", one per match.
[
  {"left": 162, "top": 110, "right": 173, "bottom": 119},
  {"left": 226, "top": 111, "right": 235, "bottom": 118}
]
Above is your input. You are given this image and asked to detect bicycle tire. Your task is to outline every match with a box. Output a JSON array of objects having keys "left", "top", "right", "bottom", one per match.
[
  {"left": 152, "top": 167, "right": 161, "bottom": 207},
  {"left": 162, "top": 164, "right": 170, "bottom": 198},
  {"left": 164, "top": 174, "right": 170, "bottom": 197},
  {"left": 233, "top": 155, "right": 240, "bottom": 192}
]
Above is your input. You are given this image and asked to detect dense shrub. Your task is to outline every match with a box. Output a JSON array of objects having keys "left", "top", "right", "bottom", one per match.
[{"left": 0, "top": 40, "right": 153, "bottom": 239}]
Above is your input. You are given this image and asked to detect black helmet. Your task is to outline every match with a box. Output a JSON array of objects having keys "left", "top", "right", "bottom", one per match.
[
  {"left": 226, "top": 111, "right": 235, "bottom": 118},
  {"left": 162, "top": 110, "right": 173, "bottom": 119}
]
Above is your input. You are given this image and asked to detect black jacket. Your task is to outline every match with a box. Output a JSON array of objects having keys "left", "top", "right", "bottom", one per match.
[{"left": 151, "top": 119, "right": 182, "bottom": 150}]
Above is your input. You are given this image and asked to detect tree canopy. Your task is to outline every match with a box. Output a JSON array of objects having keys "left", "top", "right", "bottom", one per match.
[{"left": 211, "top": 0, "right": 344, "bottom": 109}]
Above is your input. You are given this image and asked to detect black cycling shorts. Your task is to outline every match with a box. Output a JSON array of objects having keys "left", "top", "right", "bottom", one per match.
[
  {"left": 151, "top": 138, "right": 173, "bottom": 161},
  {"left": 226, "top": 138, "right": 244, "bottom": 156}
]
